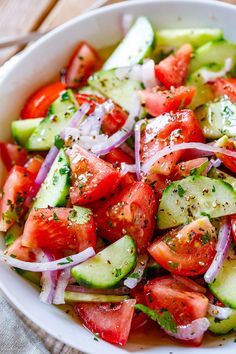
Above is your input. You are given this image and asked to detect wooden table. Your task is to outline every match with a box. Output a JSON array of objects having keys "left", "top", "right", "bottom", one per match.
[{"left": 0, "top": 0, "right": 235, "bottom": 66}]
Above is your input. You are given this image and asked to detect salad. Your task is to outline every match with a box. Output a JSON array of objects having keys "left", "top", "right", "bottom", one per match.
[{"left": 1, "top": 15, "right": 236, "bottom": 348}]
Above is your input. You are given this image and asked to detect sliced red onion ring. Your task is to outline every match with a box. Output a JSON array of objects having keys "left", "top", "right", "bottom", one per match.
[
  {"left": 120, "top": 13, "right": 134, "bottom": 35},
  {"left": 120, "top": 163, "right": 136, "bottom": 175},
  {"left": 200, "top": 58, "right": 233, "bottom": 83},
  {"left": 173, "top": 275, "right": 206, "bottom": 294},
  {"left": 165, "top": 318, "right": 210, "bottom": 341},
  {"left": 53, "top": 267, "right": 71, "bottom": 305},
  {"left": 134, "top": 119, "right": 146, "bottom": 180},
  {"left": 0, "top": 247, "right": 95, "bottom": 272},
  {"left": 142, "top": 59, "right": 157, "bottom": 88},
  {"left": 66, "top": 285, "right": 130, "bottom": 295},
  {"left": 205, "top": 158, "right": 222, "bottom": 175},
  {"left": 141, "top": 142, "right": 236, "bottom": 174},
  {"left": 124, "top": 254, "right": 148, "bottom": 289},
  {"left": 36, "top": 251, "right": 58, "bottom": 304},
  {"left": 25, "top": 103, "right": 90, "bottom": 206},
  {"left": 92, "top": 93, "right": 141, "bottom": 156},
  {"left": 208, "top": 303, "right": 232, "bottom": 320},
  {"left": 204, "top": 217, "right": 231, "bottom": 284},
  {"left": 78, "top": 100, "right": 114, "bottom": 137}
]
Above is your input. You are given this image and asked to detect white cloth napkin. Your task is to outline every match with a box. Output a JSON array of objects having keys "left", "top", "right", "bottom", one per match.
[{"left": 0, "top": 290, "right": 82, "bottom": 353}]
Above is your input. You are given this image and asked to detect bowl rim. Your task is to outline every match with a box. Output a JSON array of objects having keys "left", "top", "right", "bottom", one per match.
[{"left": 1, "top": 0, "right": 236, "bottom": 353}]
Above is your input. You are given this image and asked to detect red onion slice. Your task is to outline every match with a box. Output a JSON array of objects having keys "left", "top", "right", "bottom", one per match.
[
  {"left": 204, "top": 217, "right": 231, "bottom": 284},
  {"left": 205, "top": 158, "right": 221, "bottom": 175},
  {"left": 120, "top": 163, "right": 136, "bottom": 175},
  {"left": 165, "top": 318, "right": 210, "bottom": 341},
  {"left": 0, "top": 247, "right": 95, "bottom": 272},
  {"left": 142, "top": 59, "right": 157, "bottom": 88},
  {"left": 66, "top": 285, "right": 130, "bottom": 295},
  {"left": 124, "top": 254, "right": 148, "bottom": 289},
  {"left": 53, "top": 267, "right": 71, "bottom": 305},
  {"left": 36, "top": 251, "right": 58, "bottom": 304},
  {"left": 141, "top": 142, "right": 236, "bottom": 174},
  {"left": 208, "top": 303, "right": 232, "bottom": 320},
  {"left": 134, "top": 119, "right": 146, "bottom": 180}
]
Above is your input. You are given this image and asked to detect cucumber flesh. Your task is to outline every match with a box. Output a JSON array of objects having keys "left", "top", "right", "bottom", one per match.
[
  {"left": 4, "top": 223, "right": 23, "bottom": 246},
  {"left": 209, "top": 249, "right": 236, "bottom": 309},
  {"left": 195, "top": 96, "right": 236, "bottom": 139},
  {"left": 33, "top": 148, "right": 70, "bottom": 208},
  {"left": 88, "top": 69, "right": 144, "bottom": 113},
  {"left": 26, "top": 90, "right": 77, "bottom": 150},
  {"left": 208, "top": 310, "right": 236, "bottom": 334},
  {"left": 12, "top": 118, "right": 43, "bottom": 147},
  {"left": 157, "top": 176, "right": 236, "bottom": 229},
  {"left": 15, "top": 268, "right": 41, "bottom": 286},
  {"left": 103, "top": 16, "right": 155, "bottom": 70},
  {"left": 71, "top": 235, "right": 137, "bottom": 289},
  {"left": 157, "top": 28, "right": 223, "bottom": 48},
  {"left": 187, "top": 71, "right": 214, "bottom": 110},
  {"left": 190, "top": 40, "right": 236, "bottom": 74},
  {"left": 209, "top": 168, "right": 236, "bottom": 191},
  {"left": 79, "top": 86, "right": 104, "bottom": 97},
  {"left": 64, "top": 292, "right": 128, "bottom": 303}
]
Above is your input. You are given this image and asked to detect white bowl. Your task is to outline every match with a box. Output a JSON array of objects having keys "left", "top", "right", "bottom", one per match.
[{"left": 1, "top": 0, "right": 236, "bottom": 353}]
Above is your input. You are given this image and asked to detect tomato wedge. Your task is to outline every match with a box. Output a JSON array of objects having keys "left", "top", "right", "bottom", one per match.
[
  {"left": 68, "top": 144, "right": 120, "bottom": 205},
  {"left": 95, "top": 181, "right": 157, "bottom": 251},
  {"left": 21, "top": 207, "right": 96, "bottom": 253},
  {"left": 0, "top": 143, "right": 28, "bottom": 171},
  {"left": 21, "top": 82, "right": 66, "bottom": 119},
  {"left": 65, "top": 41, "right": 101, "bottom": 88},
  {"left": 74, "top": 300, "right": 136, "bottom": 346},
  {"left": 74, "top": 93, "right": 104, "bottom": 114},
  {"left": 173, "top": 157, "right": 208, "bottom": 179},
  {"left": 24, "top": 155, "right": 44, "bottom": 176},
  {"left": 130, "top": 286, "right": 149, "bottom": 330},
  {"left": 213, "top": 78, "right": 236, "bottom": 103},
  {"left": 144, "top": 276, "right": 209, "bottom": 345},
  {"left": 148, "top": 217, "right": 216, "bottom": 276},
  {"left": 6, "top": 237, "right": 35, "bottom": 261},
  {"left": 101, "top": 106, "right": 128, "bottom": 136},
  {"left": 139, "top": 86, "right": 195, "bottom": 117},
  {"left": 216, "top": 138, "right": 236, "bottom": 173},
  {"left": 0, "top": 166, "right": 35, "bottom": 232},
  {"left": 155, "top": 44, "right": 193, "bottom": 89},
  {"left": 140, "top": 110, "right": 205, "bottom": 176}
]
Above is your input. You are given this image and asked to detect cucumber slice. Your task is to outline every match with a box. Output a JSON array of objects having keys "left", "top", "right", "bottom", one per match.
[
  {"left": 190, "top": 40, "right": 236, "bottom": 74},
  {"left": 4, "top": 223, "right": 23, "bottom": 246},
  {"left": 157, "top": 176, "right": 236, "bottom": 229},
  {"left": 79, "top": 86, "right": 104, "bottom": 97},
  {"left": 209, "top": 168, "right": 236, "bottom": 191},
  {"left": 71, "top": 235, "right": 137, "bottom": 289},
  {"left": 209, "top": 310, "right": 236, "bottom": 334},
  {"left": 26, "top": 90, "right": 77, "bottom": 150},
  {"left": 209, "top": 250, "right": 236, "bottom": 308},
  {"left": 12, "top": 118, "right": 43, "bottom": 147},
  {"left": 195, "top": 96, "right": 236, "bottom": 139},
  {"left": 88, "top": 69, "right": 144, "bottom": 113},
  {"left": 15, "top": 269, "right": 41, "bottom": 286},
  {"left": 187, "top": 71, "right": 214, "bottom": 110},
  {"left": 33, "top": 148, "right": 70, "bottom": 208},
  {"left": 157, "top": 28, "right": 223, "bottom": 48},
  {"left": 64, "top": 292, "right": 128, "bottom": 303},
  {"left": 103, "top": 16, "right": 155, "bottom": 70}
]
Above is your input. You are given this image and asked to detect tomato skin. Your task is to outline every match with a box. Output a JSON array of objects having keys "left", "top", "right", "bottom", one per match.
[
  {"left": 102, "top": 147, "right": 134, "bottom": 167},
  {"left": 140, "top": 110, "right": 205, "bottom": 176},
  {"left": 173, "top": 157, "right": 208, "bottom": 179},
  {"left": 213, "top": 78, "right": 236, "bottom": 103},
  {"left": 21, "top": 207, "right": 96, "bottom": 253},
  {"left": 130, "top": 286, "right": 149, "bottom": 330},
  {"left": 68, "top": 144, "right": 120, "bottom": 205},
  {"left": 74, "top": 93, "right": 104, "bottom": 114},
  {"left": 95, "top": 181, "right": 157, "bottom": 252},
  {"left": 148, "top": 217, "right": 216, "bottom": 276},
  {"left": 74, "top": 300, "right": 136, "bottom": 346},
  {"left": 231, "top": 215, "right": 236, "bottom": 243},
  {"left": 155, "top": 44, "right": 193, "bottom": 89},
  {"left": 21, "top": 82, "right": 66, "bottom": 119},
  {"left": 139, "top": 86, "right": 195, "bottom": 117},
  {"left": 65, "top": 41, "right": 101, "bottom": 88},
  {"left": 24, "top": 155, "right": 44, "bottom": 176},
  {"left": 144, "top": 276, "right": 209, "bottom": 345},
  {"left": 0, "top": 143, "right": 28, "bottom": 171},
  {"left": 216, "top": 138, "right": 236, "bottom": 173},
  {"left": 6, "top": 237, "right": 35, "bottom": 261},
  {"left": 101, "top": 106, "right": 128, "bottom": 135},
  {"left": 0, "top": 166, "right": 35, "bottom": 232}
]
